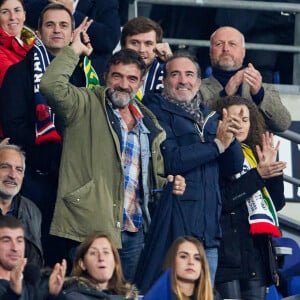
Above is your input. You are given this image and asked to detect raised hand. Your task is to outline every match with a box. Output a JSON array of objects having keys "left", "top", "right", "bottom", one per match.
[
  {"left": 244, "top": 63, "right": 262, "bottom": 95},
  {"left": 49, "top": 259, "right": 67, "bottom": 296},
  {"left": 216, "top": 108, "right": 242, "bottom": 149},
  {"left": 225, "top": 69, "right": 244, "bottom": 95},
  {"left": 71, "top": 17, "right": 94, "bottom": 57},
  {"left": 9, "top": 258, "right": 27, "bottom": 295},
  {"left": 256, "top": 132, "right": 287, "bottom": 178}
]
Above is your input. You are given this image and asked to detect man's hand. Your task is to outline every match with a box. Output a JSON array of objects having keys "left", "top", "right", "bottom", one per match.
[
  {"left": 9, "top": 258, "right": 27, "bottom": 295},
  {"left": 216, "top": 108, "right": 242, "bottom": 149},
  {"left": 48, "top": 0, "right": 74, "bottom": 14},
  {"left": 49, "top": 259, "right": 67, "bottom": 296},
  {"left": 155, "top": 43, "right": 172, "bottom": 62},
  {"left": 225, "top": 69, "right": 244, "bottom": 95},
  {"left": 244, "top": 63, "right": 262, "bottom": 95},
  {"left": 256, "top": 132, "right": 287, "bottom": 178},
  {"left": 71, "top": 17, "right": 93, "bottom": 57},
  {"left": 167, "top": 175, "right": 186, "bottom": 195}
]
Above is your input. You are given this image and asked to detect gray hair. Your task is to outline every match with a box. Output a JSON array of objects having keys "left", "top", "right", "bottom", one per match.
[{"left": 0, "top": 144, "right": 26, "bottom": 170}]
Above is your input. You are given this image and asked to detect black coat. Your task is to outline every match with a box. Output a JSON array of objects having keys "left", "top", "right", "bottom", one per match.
[
  {"left": 0, "top": 47, "right": 85, "bottom": 175},
  {"left": 215, "top": 167, "right": 285, "bottom": 286},
  {"left": 14, "top": 194, "right": 44, "bottom": 267}
]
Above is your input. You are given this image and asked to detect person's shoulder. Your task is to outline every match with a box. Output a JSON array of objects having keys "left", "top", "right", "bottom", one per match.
[{"left": 142, "top": 91, "right": 163, "bottom": 108}]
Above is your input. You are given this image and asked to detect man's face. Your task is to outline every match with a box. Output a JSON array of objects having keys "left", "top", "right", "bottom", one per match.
[
  {"left": 0, "top": 149, "right": 24, "bottom": 201},
  {"left": 210, "top": 27, "right": 245, "bottom": 71},
  {"left": 163, "top": 57, "right": 201, "bottom": 103},
  {"left": 0, "top": 227, "right": 25, "bottom": 272},
  {"left": 37, "top": 9, "right": 73, "bottom": 56},
  {"left": 124, "top": 30, "right": 157, "bottom": 67},
  {"left": 105, "top": 63, "right": 144, "bottom": 108}
]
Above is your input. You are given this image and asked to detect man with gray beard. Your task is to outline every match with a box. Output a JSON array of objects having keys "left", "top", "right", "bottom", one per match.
[
  {"left": 200, "top": 26, "right": 291, "bottom": 133},
  {"left": 40, "top": 28, "right": 185, "bottom": 282}
]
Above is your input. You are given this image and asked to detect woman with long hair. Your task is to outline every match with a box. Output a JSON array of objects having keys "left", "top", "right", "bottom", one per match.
[
  {"left": 164, "top": 236, "right": 213, "bottom": 300},
  {"left": 56, "top": 232, "right": 138, "bottom": 299},
  {"left": 213, "top": 95, "right": 287, "bottom": 300}
]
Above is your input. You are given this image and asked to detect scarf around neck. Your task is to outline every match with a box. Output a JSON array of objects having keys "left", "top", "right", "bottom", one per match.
[
  {"left": 240, "top": 144, "right": 281, "bottom": 237},
  {"left": 34, "top": 38, "right": 99, "bottom": 145},
  {"left": 162, "top": 91, "right": 204, "bottom": 126}
]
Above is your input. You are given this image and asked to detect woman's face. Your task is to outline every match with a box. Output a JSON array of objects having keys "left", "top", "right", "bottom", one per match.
[
  {"left": 175, "top": 241, "right": 201, "bottom": 283},
  {"left": 0, "top": 0, "right": 25, "bottom": 38},
  {"left": 227, "top": 104, "right": 250, "bottom": 143},
  {"left": 79, "top": 237, "right": 116, "bottom": 289}
]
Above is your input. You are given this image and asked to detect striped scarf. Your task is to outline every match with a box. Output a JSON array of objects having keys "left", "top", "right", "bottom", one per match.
[
  {"left": 241, "top": 144, "right": 281, "bottom": 237},
  {"left": 34, "top": 38, "right": 99, "bottom": 144}
]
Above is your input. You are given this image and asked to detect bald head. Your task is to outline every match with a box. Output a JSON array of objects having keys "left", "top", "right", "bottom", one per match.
[{"left": 209, "top": 26, "right": 246, "bottom": 71}]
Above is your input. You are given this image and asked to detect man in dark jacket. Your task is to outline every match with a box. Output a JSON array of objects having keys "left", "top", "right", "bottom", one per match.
[
  {"left": 0, "top": 145, "right": 43, "bottom": 267},
  {"left": 0, "top": 215, "right": 67, "bottom": 300},
  {"left": 143, "top": 51, "right": 244, "bottom": 284},
  {"left": 0, "top": 4, "right": 91, "bottom": 268},
  {"left": 24, "top": 0, "right": 120, "bottom": 79}
]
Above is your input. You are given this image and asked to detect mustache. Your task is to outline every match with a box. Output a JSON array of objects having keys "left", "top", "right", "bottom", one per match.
[{"left": 113, "top": 87, "right": 131, "bottom": 94}]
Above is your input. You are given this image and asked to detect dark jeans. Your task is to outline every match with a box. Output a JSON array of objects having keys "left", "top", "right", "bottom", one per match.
[{"left": 118, "top": 229, "right": 144, "bottom": 283}]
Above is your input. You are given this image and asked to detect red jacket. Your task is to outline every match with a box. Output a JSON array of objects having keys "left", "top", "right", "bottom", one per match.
[{"left": 0, "top": 27, "right": 33, "bottom": 86}]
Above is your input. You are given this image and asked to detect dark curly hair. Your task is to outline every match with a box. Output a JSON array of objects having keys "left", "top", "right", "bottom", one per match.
[{"left": 213, "top": 95, "right": 266, "bottom": 160}]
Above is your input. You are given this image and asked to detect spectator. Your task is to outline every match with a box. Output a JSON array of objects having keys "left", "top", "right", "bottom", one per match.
[
  {"left": 0, "top": 3, "right": 93, "bottom": 268},
  {"left": 142, "top": 51, "right": 244, "bottom": 283},
  {"left": 213, "top": 96, "right": 286, "bottom": 300},
  {"left": 0, "top": 215, "right": 67, "bottom": 299},
  {"left": 40, "top": 29, "right": 185, "bottom": 282},
  {"left": 144, "top": 236, "right": 213, "bottom": 300},
  {"left": 55, "top": 232, "right": 139, "bottom": 299},
  {"left": 200, "top": 26, "right": 291, "bottom": 133},
  {"left": 24, "top": 0, "right": 120, "bottom": 79},
  {"left": 0, "top": 144, "right": 43, "bottom": 267},
  {"left": 121, "top": 16, "right": 172, "bottom": 98},
  {"left": 0, "top": 0, "right": 35, "bottom": 87},
  {"left": 215, "top": 1, "right": 295, "bottom": 84}
]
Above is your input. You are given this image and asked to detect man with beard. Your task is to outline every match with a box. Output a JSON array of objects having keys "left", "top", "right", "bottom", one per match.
[
  {"left": 200, "top": 26, "right": 291, "bottom": 133},
  {"left": 40, "top": 29, "right": 185, "bottom": 282},
  {"left": 121, "top": 16, "right": 172, "bottom": 97},
  {"left": 142, "top": 51, "right": 244, "bottom": 284},
  {"left": 0, "top": 145, "right": 43, "bottom": 268}
]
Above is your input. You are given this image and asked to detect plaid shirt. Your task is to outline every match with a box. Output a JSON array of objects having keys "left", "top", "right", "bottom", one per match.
[{"left": 112, "top": 102, "right": 146, "bottom": 232}]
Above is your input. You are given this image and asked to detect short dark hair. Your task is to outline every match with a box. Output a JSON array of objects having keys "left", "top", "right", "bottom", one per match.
[
  {"left": 121, "top": 16, "right": 163, "bottom": 47},
  {"left": 38, "top": 3, "right": 75, "bottom": 30},
  {"left": 163, "top": 50, "right": 202, "bottom": 79},
  {"left": 0, "top": 216, "right": 24, "bottom": 231},
  {"left": 106, "top": 48, "right": 147, "bottom": 79},
  {"left": 0, "top": 0, "right": 25, "bottom": 10}
]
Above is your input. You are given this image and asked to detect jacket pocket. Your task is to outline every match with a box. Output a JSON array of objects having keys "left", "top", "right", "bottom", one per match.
[{"left": 62, "top": 180, "right": 98, "bottom": 235}]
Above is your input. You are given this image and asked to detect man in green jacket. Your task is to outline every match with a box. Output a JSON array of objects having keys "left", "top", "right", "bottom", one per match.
[{"left": 40, "top": 21, "right": 185, "bottom": 281}]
